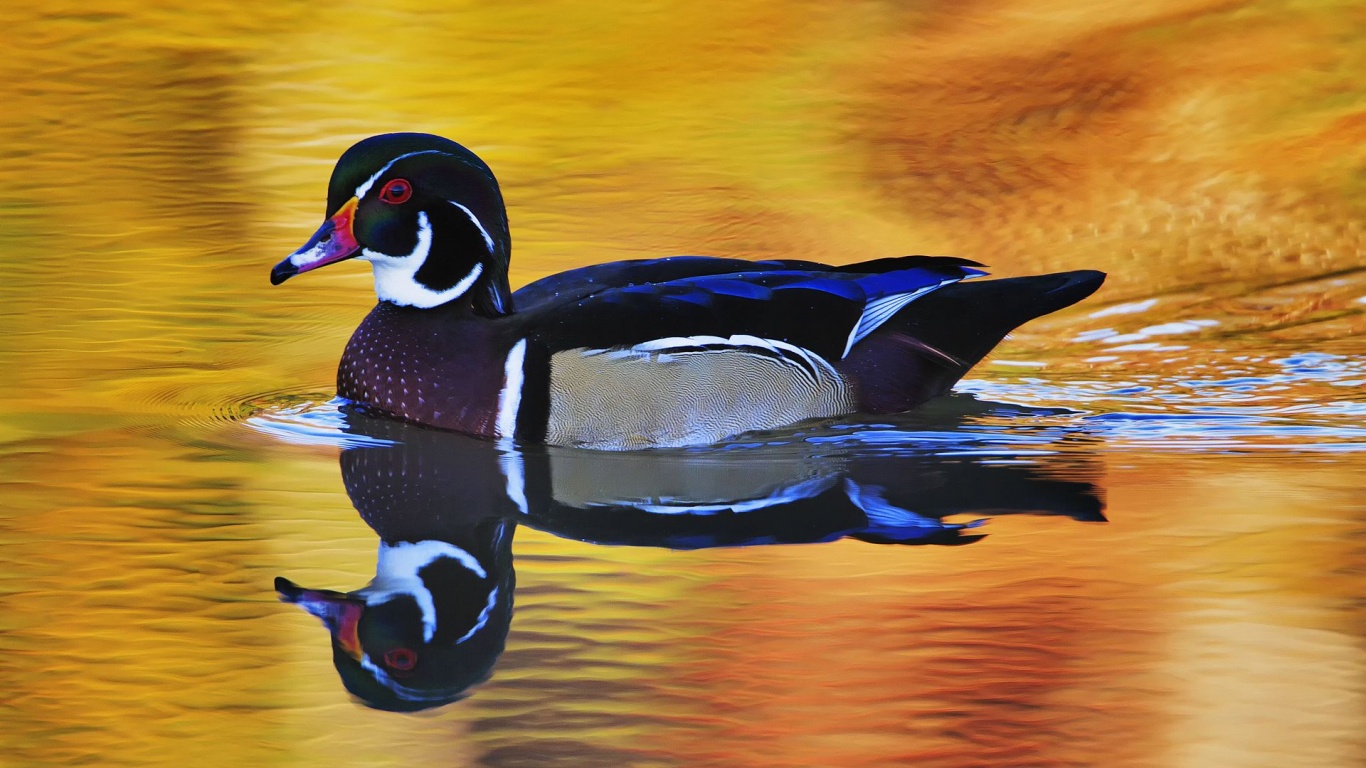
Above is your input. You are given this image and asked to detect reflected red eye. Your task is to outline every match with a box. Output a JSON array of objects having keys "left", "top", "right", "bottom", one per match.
[
  {"left": 384, "top": 648, "right": 417, "bottom": 670},
  {"left": 379, "top": 178, "right": 412, "bottom": 204}
]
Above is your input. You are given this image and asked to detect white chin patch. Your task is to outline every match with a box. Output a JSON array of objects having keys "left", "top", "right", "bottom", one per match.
[{"left": 361, "top": 211, "right": 484, "bottom": 308}]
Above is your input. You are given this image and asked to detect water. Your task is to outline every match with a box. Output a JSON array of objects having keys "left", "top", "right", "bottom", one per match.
[{"left": 2, "top": 1, "right": 1365, "bottom": 766}]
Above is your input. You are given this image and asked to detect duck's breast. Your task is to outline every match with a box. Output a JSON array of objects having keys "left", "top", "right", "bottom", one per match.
[{"left": 338, "top": 304, "right": 504, "bottom": 436}]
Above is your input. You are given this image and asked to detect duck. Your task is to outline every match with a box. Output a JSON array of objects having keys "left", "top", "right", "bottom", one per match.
[{"left": 270, "top": 133, "right": 1105, "bottom": 449}]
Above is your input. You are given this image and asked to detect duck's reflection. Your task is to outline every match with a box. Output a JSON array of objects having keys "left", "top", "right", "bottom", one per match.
[{"left": 278, "top": 401, "right": 1104, "bottom": 711}]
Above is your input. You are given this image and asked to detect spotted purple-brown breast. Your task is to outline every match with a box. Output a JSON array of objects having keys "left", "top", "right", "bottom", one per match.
[{"left": 337, "top": 302, "right": 506, "bottom": 437}]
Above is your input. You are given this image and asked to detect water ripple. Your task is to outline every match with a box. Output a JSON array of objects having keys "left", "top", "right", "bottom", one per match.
[
  {"left": 958, "top": 350, "right": 1366, "bottom": 453},
  {"left": 246, "top": 397, "right": 394, "bottom": 447},
  {"left": 243, "top": 349, "right": 1365, "bottom": 455}
]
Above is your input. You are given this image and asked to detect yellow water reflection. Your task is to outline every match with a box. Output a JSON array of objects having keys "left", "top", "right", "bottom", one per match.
[{"left": 0, "top": 0, "right": 1364, "bottom": 765}]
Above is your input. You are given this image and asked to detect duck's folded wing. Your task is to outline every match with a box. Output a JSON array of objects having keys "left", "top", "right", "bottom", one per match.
[{"left": 528, "top": 257, "right": 986, "bottom": 362}]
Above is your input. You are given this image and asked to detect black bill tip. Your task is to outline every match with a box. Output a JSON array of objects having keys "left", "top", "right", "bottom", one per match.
[
  {"left": 275, "top": 576, "right": 302, "bottom": 600},
  {"left": 270, "top": 260, "right": 298, "bottom": 286}
]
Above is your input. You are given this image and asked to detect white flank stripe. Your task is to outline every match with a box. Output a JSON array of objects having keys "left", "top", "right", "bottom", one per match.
[
  {"left": 449, "top": 200, "right": 497, "bottom": 253},
  {"left": 592, "top": 334, "right": 838, "bottom": 379},
  {"left": 728, "top": 334, "right": 777, "bottom": 352},
  {"left": 496, "top": 339, "right": 527, "bottom": 439},
  {"left": 354, "top": 149, "right": 451, "bottom": 199},
  {"left": 612, "top": 475, "right": 836, "bottom": 516},
  {"left": 633, "top": 335, "right": 724, "bottom": 352}
]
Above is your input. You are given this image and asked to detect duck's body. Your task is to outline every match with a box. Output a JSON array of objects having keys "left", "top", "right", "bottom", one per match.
[{"left": 273, "top": 133, "right": 1104, "bottom": 449}]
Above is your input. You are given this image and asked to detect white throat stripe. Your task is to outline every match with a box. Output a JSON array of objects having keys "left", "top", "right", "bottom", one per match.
[
  {"left": 365, "top": 540, "right": 488, "bottom": 643},
  {"left": 362, "top": 211, "right": 486, "bottom": 308}
]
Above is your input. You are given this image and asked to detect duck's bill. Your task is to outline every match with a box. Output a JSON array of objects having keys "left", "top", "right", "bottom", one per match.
[
  {"left": 276, "top": 576, "right": 365, "bottom": 661},
  {"left": 270, "top": 197, "right": 361, "bottom": 285}
]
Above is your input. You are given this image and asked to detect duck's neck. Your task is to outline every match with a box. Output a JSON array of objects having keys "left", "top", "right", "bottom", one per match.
[{"left": 337, "top": 302, "right": 508, "bottom": 437}]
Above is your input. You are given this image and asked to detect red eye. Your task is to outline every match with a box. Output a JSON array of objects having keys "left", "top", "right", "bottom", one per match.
[
  {"left": 379, "top": 178, "right": 412, "bottom": 204},
  {"left": 383, "top": 648, "right": 417, "bottom": 670}
]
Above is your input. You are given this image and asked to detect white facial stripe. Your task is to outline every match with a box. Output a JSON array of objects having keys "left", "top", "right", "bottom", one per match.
[
  {"left": 449, "top": 200, "right": 496, "bottom": 253},
  {"left": 496, "top": 339, "right": 527, "bottom": 440},
  {"left": 361, "top": 212, "right": 486, "bottom": 308},
  {"left": 354, "top": 149, "right": 451, "bottom": 199},
  {"left": 454, "top": 587, "right": 499, "bottom": 645}
]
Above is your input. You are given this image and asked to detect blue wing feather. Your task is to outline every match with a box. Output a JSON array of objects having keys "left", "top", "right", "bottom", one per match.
[
  {"left": 692, "top": 279, "right": 774, "bottom": 301},
  {"left": 783, "top": 277, "right": 864, "bottom": 300}
]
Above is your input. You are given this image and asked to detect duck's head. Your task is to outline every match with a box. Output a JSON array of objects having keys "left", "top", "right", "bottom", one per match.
[
  {"left": 271, "top": 133, "right": 513, "bottom": 314},
  {"left": 275, "top": 532, "right": 515, "bottom": 712}
]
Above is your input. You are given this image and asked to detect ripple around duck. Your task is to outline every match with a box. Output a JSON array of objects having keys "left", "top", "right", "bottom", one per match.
[
  {"left": 242, "top": 393, "right": 1093, "bottom": 457},
  {"left": 244, "top": 396, "right": 395, "bottom": 448},
  {"left": 242, "top": 348, "right": 1366, "bottom": 456},
  {"left": 956, "top": 351, "right": 1366, "bottom": 454}
]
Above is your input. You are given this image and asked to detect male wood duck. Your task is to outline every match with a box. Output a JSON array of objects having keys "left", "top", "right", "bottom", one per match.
[{"left": 270, "top": 133, "right": 1105, "bottom": 449}]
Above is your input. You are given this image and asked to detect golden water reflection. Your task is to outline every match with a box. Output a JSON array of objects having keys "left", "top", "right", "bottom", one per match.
[{"left": 0, "top": 0, "right": 1364, "bottom": 765}]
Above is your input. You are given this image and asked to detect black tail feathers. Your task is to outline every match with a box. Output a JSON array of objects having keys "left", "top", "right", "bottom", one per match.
[{"left": 839, "top": 270, "right": 1105, "bottom": 412}]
